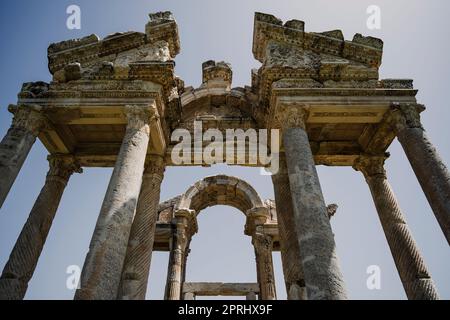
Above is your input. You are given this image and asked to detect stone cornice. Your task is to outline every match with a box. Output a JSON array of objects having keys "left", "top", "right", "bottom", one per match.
[
  {"left": 253, "top": 12, "right": 383, "bottom": 68},
  {"left": 48, "top": 11, "right": 180, "bottom": 75}
]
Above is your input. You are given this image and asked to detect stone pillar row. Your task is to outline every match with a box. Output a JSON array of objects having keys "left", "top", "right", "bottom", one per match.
[{"left": 75, "top": 104, "right": 157, "bottom": 300}]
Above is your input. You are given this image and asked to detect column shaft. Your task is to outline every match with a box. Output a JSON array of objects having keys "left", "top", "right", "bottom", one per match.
[
  {"left": 164, "top": 227, "right": 187, "bottom": 300},
  {"left": 0, "top": 107, "right": 46, "bottom": 209},
  {"left": 391, "top": 104, "right": 450, "bottom": 244},
  {"left": 280, "top": 106, "right": 347, "bottom": 300},
  {"left": 75, "top": 105, "right": 154, "bottom": 300},
  {"left": 117, "top": 156, "right": 165, "bottom": 300},
  {"left": 354, "top": 156, "right": 440, "bottom": 300},
  {"left": 253, "top": 233, "right": 277, "bottom": 300},
  {"left": 398, "top": 128, "right": 450, "bottom": 244},
  {"left": 271, "top": 154, "right": 306, "bottom": 300},
  {"left": 0, "top": 155, "right": 80, "bottom": 300}
]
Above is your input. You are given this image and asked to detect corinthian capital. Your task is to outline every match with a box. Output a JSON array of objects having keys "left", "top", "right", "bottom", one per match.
[
  {"left": 353, "top": 155, "right": 387, "bottom": 179},
  {"left": 252, "top": 232, "right": 273, "bottom": 253},
  {"left": 10, "top": 105, "right": 47, "bottom": 136},
  {"left": 47, "top": 154, "right": 82, "bottom": 182},
  {"left": 274, "top": 104, "right": 309, "bottom": 130},
  {"left": 124, "top": 104, "right": 159, "bottom": 131},
  {"left": 389, "top": 103, "right": 425, "bottom": 133}
]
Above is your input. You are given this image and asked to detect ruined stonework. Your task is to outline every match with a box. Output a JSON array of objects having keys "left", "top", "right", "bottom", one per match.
[{"left": 0, "top": 11, "right": 448, "bottom": 300}]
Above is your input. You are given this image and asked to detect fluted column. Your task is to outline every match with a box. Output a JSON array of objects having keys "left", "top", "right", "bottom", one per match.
[
  {"left": 276, "top": 104, "right": 347, "bottom": 300},
  {"left": 0, "top": 105, "right": 47, "bottom": 209},
  {"left": 0, "top": 154, "right": 81, "bottom": 300},
  {"left": 391, "top": 103, "right": 450, "bottom": 244},
  {"left": 354, "top": 155, "right": 439, "bottom": 300},
  {"left": 75, "top": 105, "right": 156, "bottom": 300},
  {"left": 252, "top": 231, "right": 277, "bottom": 300},
  {"left": 164, "top": 210, "right": 196, "bottom": 300},
  {"left": 117, "top": 155, "right": 165, "bottom": 300},
  {"left": 271, "top": 153, "right": 306, "bottom": 300}
]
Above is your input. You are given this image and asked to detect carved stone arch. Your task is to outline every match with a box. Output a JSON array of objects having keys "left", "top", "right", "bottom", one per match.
[{"left": 177, "top": 175, "right": 266, "bottom": 216}]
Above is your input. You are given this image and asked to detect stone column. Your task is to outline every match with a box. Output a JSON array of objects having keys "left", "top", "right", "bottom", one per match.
[
  {"left": 0, "top": 154, "right": 81, "bottom": 300},
  {"left": 390, "top": 103, "right": 450, "bottom": 244},
  {"left": 252, "top": 231, "right": 277, "bottom": 300},
  {"left": 354, "top": 155, "right": 440, "bottom": 300},
  {"left": 117, "top": 155, "right": 165, "bottom": 300},
  {"left": 0, "top": 105, "right": 47, "bottom": 209},
  {"left": 276, "top": 104, "right": 347, "bottom": 300},
  {"left": 75, "top": 105, "right": 156, "bottom": 300},
  {"left": 271, "top": 153, "right": 306, "bottom": 300},
  {"left": 164, "top": 210, "right": 196, "bottom": 300}
]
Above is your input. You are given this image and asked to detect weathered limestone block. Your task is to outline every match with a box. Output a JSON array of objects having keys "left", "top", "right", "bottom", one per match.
[
  {"left": 0, "top": 105, "right": 47, "bottom": 209},
  {"left": 74, "top": 105, "right": 155, "bottom": 300},
  {"left": 0, "top": 155, "right": 81, "bottom": 300}
]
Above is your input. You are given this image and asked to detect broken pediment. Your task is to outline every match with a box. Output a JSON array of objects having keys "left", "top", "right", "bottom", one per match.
[{"left": 48, "top": 12, "right": 180, "bottom": 85}]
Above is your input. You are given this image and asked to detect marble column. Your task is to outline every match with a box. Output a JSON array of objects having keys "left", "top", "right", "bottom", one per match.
[
  {"left": 354, "top": 155, "right": 440, "bottom": 300},
  {"left": 164, "top": 210, "right": 196, "bottom": 300},
  {"left": 271, "top": 153, "right": 306, "bottom": 300},
  {"left": 276, "top": 104, "right": 347, "bottom": 300},
  {"left": 252, "top": 231, "right": 277, "bottom": 300},
  {"left": 75, "top": 105, "right": 155, "bottom": 300},
  {"left": 0, "top": 105, "right": 47, "bottom": 209},
  {"left": 117, "top": 155, "right": 165, "bottom": 300},
  {"left": 0, "top": 154, "right": 81, "bottom": 300},
  {"left": 390, "top": 103, "right": 450, "bottom": 245}
]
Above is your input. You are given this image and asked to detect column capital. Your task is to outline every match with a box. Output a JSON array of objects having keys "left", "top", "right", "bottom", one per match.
[
  {"left": 124, "top": 104, "right": 159, "bottom": 131},
  {"left": 252, "top": 232, "right": 273, "bottom": 253},
  {"left": 47, "top": 154, "right": 82, "bottom": 183},
  {"left": 9, "top": 105, "right": 47, "bottom": 136},
  {"left": 245, "top": 206, "right": 270, "bottom": 235},
  {"left": 275, "top": 103, "right": 309, "bottom": 130},
  {"left": 353, "top": 155, "right": 388, "bottom": 179},
  {"left": 389, "top": 103, "right": 425, "bottom": 133},
  {"left": 174, "top": 209, "right": 198, "bottom": 238}
]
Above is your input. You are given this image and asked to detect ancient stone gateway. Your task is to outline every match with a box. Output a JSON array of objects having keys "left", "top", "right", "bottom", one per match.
[{"left": 0, "top": 11, "right": 448, "bottom": 300}]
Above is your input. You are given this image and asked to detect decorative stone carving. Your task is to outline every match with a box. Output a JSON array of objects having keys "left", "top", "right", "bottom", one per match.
[
  {"left": 389, "top": 102, "right": 425, "bottom": 133},
  {"left": 275, "top": 104, "right": 309, "bottom": 130}
]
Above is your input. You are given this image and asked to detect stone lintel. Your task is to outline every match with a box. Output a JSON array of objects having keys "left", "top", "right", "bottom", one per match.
[{"left": 182, "top": 283, "right": 260, "bottom": 296}]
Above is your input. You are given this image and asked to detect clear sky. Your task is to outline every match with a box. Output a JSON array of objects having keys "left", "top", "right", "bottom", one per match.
[{"left": 0, "top": 0, "right": 449, "bottom": 300}]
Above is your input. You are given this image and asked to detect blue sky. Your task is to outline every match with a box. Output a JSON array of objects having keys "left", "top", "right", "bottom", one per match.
[{"left": 0, "top": 0, "right": 449, "bottom": 300}]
